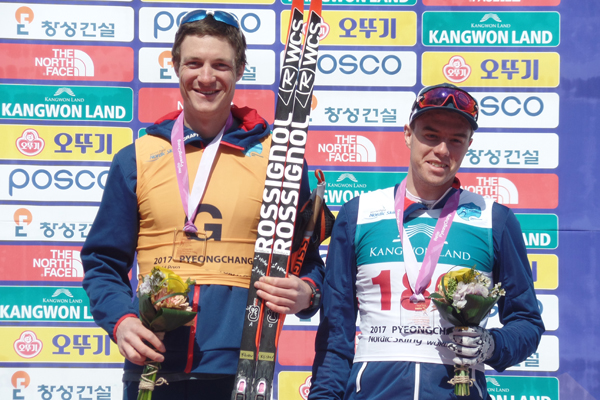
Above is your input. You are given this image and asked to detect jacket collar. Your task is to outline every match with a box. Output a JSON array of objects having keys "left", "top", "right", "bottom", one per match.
[
  {"left": 145, "top": 105, "right": 270, "bottom": 151},
  {"left": 397, "top": 177, "right": 463, "bottom": 216}
]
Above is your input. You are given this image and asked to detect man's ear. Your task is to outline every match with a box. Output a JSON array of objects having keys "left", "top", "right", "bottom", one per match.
[
  {"left": 236, "top": 64, "right": 245, "bottom": 82},
  {"left": 404, "top": 124, "right": 413, "bottom": 149}
]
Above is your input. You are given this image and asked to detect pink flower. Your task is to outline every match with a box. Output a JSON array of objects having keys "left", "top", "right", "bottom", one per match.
[{"left": 452, "top": 282, "right": 489, "bottom": 309}]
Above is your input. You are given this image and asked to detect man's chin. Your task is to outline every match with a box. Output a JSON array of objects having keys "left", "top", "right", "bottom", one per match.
[
  {"left": 423, "top": 175, "right": 454, "bottom": 189},
  {"left": 186, "top": 102, "right": 223, "bottom": 115}
]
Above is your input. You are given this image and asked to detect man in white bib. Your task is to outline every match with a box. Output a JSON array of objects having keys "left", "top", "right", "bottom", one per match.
[{"left": 309, "top": 83, "right": 544, "bottom": 400}]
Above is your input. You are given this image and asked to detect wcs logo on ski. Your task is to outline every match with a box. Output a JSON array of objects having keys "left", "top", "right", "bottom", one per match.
[{"left": 233, "top": 1, "right": 324, "bottom": 400}]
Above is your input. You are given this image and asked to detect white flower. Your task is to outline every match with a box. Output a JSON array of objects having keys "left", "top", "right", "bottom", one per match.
[
  {"left": 490, "top": 283, "right": 506, "bottom": 298},
  {"left": 149, "top": 271, "right": 164, "bottom": 289},
  {"left": 452, "top": 282, "right": 469, "bottom": 309},
  {"left": 453, "top": 299, "right": 467, "bottom": 309},
  {"left": 477, "top": 275, "right": 491, "bottom": 288},
  {"left": 472, "top": 283, "right": 489, "bottom": 298},
  {"left": 138, "top": 278, "right": 152, "bottom": 297}
]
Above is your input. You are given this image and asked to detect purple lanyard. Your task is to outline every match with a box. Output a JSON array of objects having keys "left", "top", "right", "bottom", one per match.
[
  {"left": 171, "top": 111, "right": 233, "bottom": 233},
  {"left": 394, "top": 179, "right": 460, "bottom": 302}
]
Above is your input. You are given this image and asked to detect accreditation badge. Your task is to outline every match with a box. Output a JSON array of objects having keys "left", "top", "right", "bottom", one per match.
[
  {"left": 172, "top": 229, "right": 207, "bottom": 265},
  {"left": 399, "top": 295, "right": 436, "bottom": 328}
]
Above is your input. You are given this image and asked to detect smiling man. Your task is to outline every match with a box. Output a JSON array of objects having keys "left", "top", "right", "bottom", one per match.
[
  {"left": 81, "top": 10, "right": 324, "bottom": 400},
  {"left": 309, "top": 83, "right": 544, "bottom": 400}
]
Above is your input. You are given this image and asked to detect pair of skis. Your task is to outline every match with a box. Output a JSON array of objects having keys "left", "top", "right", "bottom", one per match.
[{"left": 232, "top": 1, "right": 323, "bottom": 399}]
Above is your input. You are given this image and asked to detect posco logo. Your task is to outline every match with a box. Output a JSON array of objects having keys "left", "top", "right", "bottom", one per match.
[
  {"left": 153, "top": 10, "right": 262, "bottom": 39},
  {"left": 140, "top": 8, "right": 275, "bottom": 45},
  {"left": 7, "top": 167, "right": 108, "bottom": 197},
  {"left": 472, "top": 92, "right": 559, "bottom": 128},
  {"left": 318, "top": 53, "right": 401, "bottom": 75},
  {"left": 313, "top": 50, "right": 415, "bottom": 87},
  {"left": 480, "top": 95, "right": 544, "bottom": 116}
]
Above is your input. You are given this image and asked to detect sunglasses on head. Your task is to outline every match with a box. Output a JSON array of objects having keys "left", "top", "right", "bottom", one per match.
[
  {"left": 414, "top": 86, "right": 479, "bottom": 121},
  {"left": 179, "top": 9, "right": 240, "bottom": 30}
]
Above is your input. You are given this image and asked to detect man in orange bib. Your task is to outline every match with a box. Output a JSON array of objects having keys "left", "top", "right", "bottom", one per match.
[{"left": 82, "top": 10, "right": 324, "bottom": 400}]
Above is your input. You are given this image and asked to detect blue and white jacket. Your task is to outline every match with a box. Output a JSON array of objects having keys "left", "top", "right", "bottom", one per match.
[{"left": 309, "top": 182, "right": 544, "bottom": 400}]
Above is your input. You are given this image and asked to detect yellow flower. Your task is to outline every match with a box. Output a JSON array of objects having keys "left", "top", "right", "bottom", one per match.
[
  {"left": 438, "top": 266, "right": 477, "bottom": 293},
  {"left": 152, "top": 266, "right": 192, "bottom": 295}
]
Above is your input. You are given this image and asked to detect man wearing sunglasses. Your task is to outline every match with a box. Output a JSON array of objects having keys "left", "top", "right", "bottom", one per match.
[
  {"left": 82, "top": 10, "right": 324, "bottom": 400},
  {"left": 309, "top": 83, "right": 544, "bottom": 400}
]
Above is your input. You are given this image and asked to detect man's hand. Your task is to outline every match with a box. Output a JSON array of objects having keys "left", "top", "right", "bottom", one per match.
[
  {"left": 448, "top": 326, "right": 495, "bottom": 366},
  {"left": 254, "top": 275, "right": 312, "bottom": 315},
  {"left": 115, "top": 317, "right": 166, "bottom": 366}
]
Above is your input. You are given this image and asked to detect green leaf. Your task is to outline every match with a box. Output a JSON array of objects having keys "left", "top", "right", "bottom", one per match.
[
  {"left": 138, "top": 294, "right": 157, "bottom": 329},
  {"left": 138, "top": 271, "right": 198, "bottom": 333},
  {"left": 431, "top": 294, "right": 498, "bottom": 326},
  {"left": 429, "top": 292, "right": 444, "bottom": 299},
  {"left": 148, "top": 308, "right": 197, "bottom": 332},
  {"left": 458, "top": 294, "right": 499, "bottom": 325},
  {"left": 432, "top": 298, "right": 466, "bottom": 326},
  {"left": 433, "top": 294, "right": 500, "bottom": 327}
]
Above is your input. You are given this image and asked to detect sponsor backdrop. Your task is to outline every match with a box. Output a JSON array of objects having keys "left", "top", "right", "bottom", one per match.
[{"left": 1, "top": 0, "right": 598, "bottom": 399}]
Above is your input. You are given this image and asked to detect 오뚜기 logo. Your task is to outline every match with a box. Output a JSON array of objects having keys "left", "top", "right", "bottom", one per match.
[
  {"left": 299, "top": 375, "right": 311, "bottom": 400},
  {"left": 443, "top": 55, "right": 471, "bottom": 83},
  {"left": 14, "top": 331, "right": 43, "bottom": 358},
  {"left": 16, "top": 128, "right": 45, "bottom": 156}
]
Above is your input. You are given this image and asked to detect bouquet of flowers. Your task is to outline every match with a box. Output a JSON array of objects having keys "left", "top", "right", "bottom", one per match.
[
  {"left": 430, "top": 266, "right": 505, "bottom": 396},
  {"left": 136, "top": 267, "right": 197, "bottom": 400}
]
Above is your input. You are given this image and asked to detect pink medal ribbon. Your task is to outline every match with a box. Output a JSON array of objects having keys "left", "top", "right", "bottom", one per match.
[
  {"left": 172, "top": 111, "right": 233, "bottom": 233},
  {"left": 394, "top": 179, "right": 460, "bottom": 303}
]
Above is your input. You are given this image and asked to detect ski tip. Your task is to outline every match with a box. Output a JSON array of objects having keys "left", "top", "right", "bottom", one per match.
[
  {"left": 308, "top": 0, "right": 322, "bottom": 16},
  {"left": 292, "top": 0, "right": 304, "bottom": 13}
]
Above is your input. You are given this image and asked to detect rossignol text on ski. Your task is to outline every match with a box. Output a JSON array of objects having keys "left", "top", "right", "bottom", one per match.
[{"left": 232, "top": 0, "right": 323, "bottom": 399}]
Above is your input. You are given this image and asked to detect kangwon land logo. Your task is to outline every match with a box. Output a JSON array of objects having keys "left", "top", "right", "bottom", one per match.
[
  {"left": 370, "top": 223, "right": 473, "bottom": 262},
  {"left": 0, "top": 286, "right": 93, "bottom": 323},
  {"left": 312, "top": 171, "right": 405, "bottom": 206},
  {"left": 1, "top": 84, "right": 133, "bottom": 122},
  {"left": 423, "top": 11, "right": 560, "bottom": 47}
]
